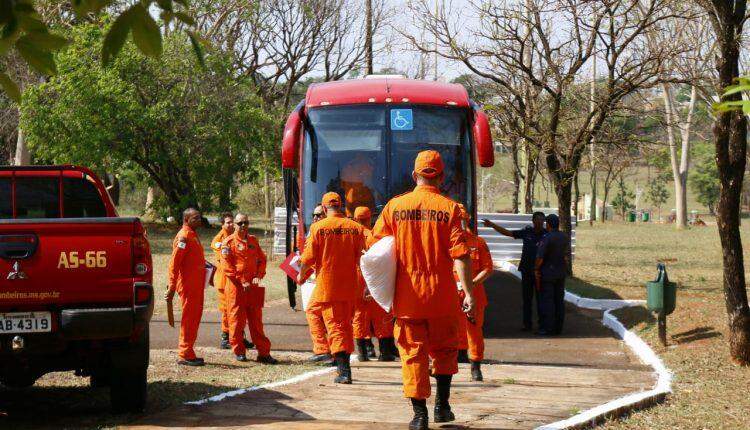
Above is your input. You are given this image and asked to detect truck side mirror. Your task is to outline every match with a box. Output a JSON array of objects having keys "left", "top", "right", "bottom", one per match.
[
  {"left": 282, "top": 108, "right": 304, "bottom": 169},
  {"left": 473, "top": 109, "right": 494, "bottom": 167}
]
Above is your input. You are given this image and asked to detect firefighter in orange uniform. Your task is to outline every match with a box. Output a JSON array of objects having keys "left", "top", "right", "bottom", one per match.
[
  {"left": 353, "top": 206, "right": 397, "bottom": 362},
  {"left": 210, "top": 212, "right": 234, "bottom": 349},
  {"left": 372, "top": 151, "right": 474, "bottom": 430},
  {"left": 221, "top": 213, "right": 277, "bottom": 364},
  {"left": 456, "top": 205, "right": 494, "bottom": 382},
  {"left": 298, "top": 192, "right": 365, "bottom": 384},
  {"left": 306, "top": 205, "right": 333, "bottom": 363},
  {"left": 165, "top": 208, "right": 207, "bottom": 366}
]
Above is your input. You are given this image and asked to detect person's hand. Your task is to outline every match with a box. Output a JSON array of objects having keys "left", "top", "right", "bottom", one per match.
[
  {"left": 535, "top": 271, "right": 542, "bottom": 292},
  {"left": 242, "top": 281, "right": 251, "bottom": 292},
  {"left": 296, "top": 273, "right": 304, "bottom": 285},
  {"left": 164, "top": 289, "right": 175, "bottom": 302},
  {"left": 462, "top": 292, "right": 475, "bottom": 315},
  {"left": 252, "top": 278, "right": 261, "bottom": 285},
  {"left": 482, "top": 219, "right": 493, "bottom": 227}
]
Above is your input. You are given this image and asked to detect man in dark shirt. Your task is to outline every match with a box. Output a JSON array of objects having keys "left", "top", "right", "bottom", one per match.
[
  {"left": 482, "top": 211, "right": 546, "bottom": 331},
  {"left": 535, "top": 214, "right": 571, "bottom": 336}
]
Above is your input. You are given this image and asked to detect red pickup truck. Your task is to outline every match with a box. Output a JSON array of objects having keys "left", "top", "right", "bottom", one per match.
[{"left": 0, "top": 165, "right": 153, "bottom": 412}]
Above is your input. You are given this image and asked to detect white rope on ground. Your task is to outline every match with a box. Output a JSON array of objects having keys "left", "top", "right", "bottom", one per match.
[{"left": 496, "top": 262, "right": 673, "bottom": 430}]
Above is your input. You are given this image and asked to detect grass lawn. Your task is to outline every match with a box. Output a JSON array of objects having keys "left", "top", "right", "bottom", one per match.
[
  {"left": 147, "top": 218, "right": 290, "bottom": 317},
  {"left": 569, "top": 221, "right": 750, "bottom": 429}
]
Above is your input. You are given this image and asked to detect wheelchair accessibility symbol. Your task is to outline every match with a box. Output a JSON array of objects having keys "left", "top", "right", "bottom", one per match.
[{"left": 390, "top": 109, "right": 413, "bottom": 131}]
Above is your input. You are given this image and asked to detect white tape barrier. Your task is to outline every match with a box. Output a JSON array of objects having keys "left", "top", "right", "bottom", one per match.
[{"left": 496, "top": 263, "right": 673, "bottom": 430}]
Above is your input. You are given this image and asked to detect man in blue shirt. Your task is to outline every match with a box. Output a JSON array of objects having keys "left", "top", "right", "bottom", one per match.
[
  {"left": 535, "top": 214, "right": 571, "bottom": 336},
  {"left": 483, "top": 212, "right": 546, "bottom": 331}
]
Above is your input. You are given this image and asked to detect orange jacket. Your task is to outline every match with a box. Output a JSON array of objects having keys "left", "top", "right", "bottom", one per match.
[
  {"left": 168, "top": 225, "right": 206, "bottom": 294},
  {"left": 211, "top": 228, "right": 231, "bottom": 266},
  {"left": 372, "top": 185, "right": 469, "bottom": 319},
  {"left": 221, "top": 231, "right": 267, "bottom": 287},
  {"left": 300, "top": 213, "right": 365, "bottom": 303}
]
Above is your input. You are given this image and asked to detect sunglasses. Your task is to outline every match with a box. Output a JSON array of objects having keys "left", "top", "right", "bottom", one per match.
[
  {"left": 237, "top": 221, "right": 249, "bottom": 226},
  {"left": 313, "top": 213, "right": 324, "bottom": 217}
]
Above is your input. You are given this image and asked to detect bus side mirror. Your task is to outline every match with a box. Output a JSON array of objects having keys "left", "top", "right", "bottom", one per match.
[
  {"left": 473, "top": 109, "right": 494, "bottom": 167},
  {"left": 282, "top": 109, "right": 303, "bottom": 169}
]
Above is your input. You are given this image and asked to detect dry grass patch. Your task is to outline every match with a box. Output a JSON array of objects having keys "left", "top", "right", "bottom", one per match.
[{"left": 569, "top": 221, "right": 750, "bottom": 429}]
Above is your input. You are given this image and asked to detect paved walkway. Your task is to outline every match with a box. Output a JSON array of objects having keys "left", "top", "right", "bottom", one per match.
[{"left": 135, "top": 271, "right": 656, "bottom": 429}]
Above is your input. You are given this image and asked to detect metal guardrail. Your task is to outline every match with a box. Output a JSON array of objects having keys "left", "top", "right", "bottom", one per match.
[{"left": 272, "top": 208, "right": 576, "bottom": 261}]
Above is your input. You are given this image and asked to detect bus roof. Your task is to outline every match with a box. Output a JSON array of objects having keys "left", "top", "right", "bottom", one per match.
[{"left": 305, "top": 78, "right": 471, "bottom": 109}]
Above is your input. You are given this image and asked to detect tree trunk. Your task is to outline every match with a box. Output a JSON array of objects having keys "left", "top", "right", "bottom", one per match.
[
  {"left": 555, "top": 179, "right": 573, "bottom": 273},
  {"left": 523, "top": 144, "right": 535, "bottom": 213},
  {"left": 511, "top": 140, "right": 520, "bottom": 213},
  {"left": 144, "top": 186, "right": 156, "bottom": 220},
  {"left": 589, "top": 167, "right": 597, "bottom": 225},
  {"left": 709, "top": 0, "right": 750, "bottom": 365},
  {"left": 573, "top": 171, "right": 580, "bottom": 221},
  {"left": 264, "top": 154, "right": 272, "bottom": 219},
  {"left": 14, "top": 126, "right": 29, "bottom": 165}
]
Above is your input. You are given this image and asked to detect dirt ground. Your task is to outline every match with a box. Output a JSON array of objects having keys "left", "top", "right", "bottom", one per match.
[{"left": 0, "top": 348, "right": 317, "bottom": 430}]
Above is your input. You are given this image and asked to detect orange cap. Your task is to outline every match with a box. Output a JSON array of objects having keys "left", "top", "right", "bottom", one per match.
[
  {"left": 353, "top": 206, "right": 372, "bottom": 220},
  {"left": 414, "top": 150, "right": 444, "bottom": 178},
  {"left": 322, "top": 192, "right": 342, "bottom": 207}
]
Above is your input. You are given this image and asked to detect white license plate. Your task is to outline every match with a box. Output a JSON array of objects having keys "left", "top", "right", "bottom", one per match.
[{"left": 0, "top": 312, "right": 52, "bottom": 333}]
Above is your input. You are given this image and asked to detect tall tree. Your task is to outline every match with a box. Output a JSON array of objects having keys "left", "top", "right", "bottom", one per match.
[{"left": 697, "top": 0, "right": 750, "bottom": 365}]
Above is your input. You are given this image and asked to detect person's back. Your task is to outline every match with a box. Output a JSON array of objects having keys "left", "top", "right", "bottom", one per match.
[
  {"left": 377, "top": 187, "right": 466, "bottom": 319},
  {"left": 538, "top": 230, "right": 570, "bottom": 281},
  {"left": 304, "top": 213, "right": 364, "bottom": 303}
]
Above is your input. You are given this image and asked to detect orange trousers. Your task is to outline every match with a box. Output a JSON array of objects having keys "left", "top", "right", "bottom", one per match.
[
  {"left": 226, "top": 282, "right": 271, "bottom": 357},
  {"left": 458, "top": 303, "right": 486, "bottom": 361},
  {"left": 352, "top": 299, "right": 372, "bottom": 339},
  {"left": 215, "top": 270, "right": 229, "bottom": 333},
  {"left": 178, "top": 286, "right": 205, "bottom": 361},
  {"left": 320, "top": 301, "right": 354, "bottom": 354},
  {"left": 394, "top": 316, "right": 459, "bottom": 399},
  {"left": 306, "top": 302, "right": 330, "bottom": 355}
]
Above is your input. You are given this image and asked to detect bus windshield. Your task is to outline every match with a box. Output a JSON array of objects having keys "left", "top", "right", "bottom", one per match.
[{"left": 301, "top": 105, "right": 474, "bottom": 230}]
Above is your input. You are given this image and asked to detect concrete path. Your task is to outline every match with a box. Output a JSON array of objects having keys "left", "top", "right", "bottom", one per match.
[{"left": 135, "top": 271, "right": 656, "bottom": 429}]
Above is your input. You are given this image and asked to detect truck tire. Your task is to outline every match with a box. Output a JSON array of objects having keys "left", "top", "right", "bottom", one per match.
[{"left": 110, "top": 327, "right": 149, "bottom": 413}]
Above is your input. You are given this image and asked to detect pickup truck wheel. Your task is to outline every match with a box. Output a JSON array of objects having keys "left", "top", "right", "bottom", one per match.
[{"left": 110, "top": 328, "right": 149, "bottom": 413}]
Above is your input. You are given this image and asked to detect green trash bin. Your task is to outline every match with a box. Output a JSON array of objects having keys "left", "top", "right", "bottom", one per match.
[
  {"left": 627, "top": 211, "right": 636, "bottom": 222},
  {"left": 646, "top": 263, "right": 676, "bottom": 315},
  {"left": 642, "top": 212, "right": 650, "bottom": 222}
]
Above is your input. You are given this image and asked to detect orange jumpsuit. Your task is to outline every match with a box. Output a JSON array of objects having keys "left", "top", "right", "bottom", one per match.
[
  {"left": 306, "top": 300, "right": 331, "bottom": 355},
  {"left": 168, "top": 225, "right": 206, "bottom": 361},
  {"left": 353, "top": 229, "right": 394, "bottom": 340},
  {"left": 300, "top": 213, "right": 365, "bottom": 355},
  {"left": 221, "top": 232, "right": 271, "bottom": 357},
  {"left": 457, "top": 233, "right": 493, "bottom": 361},
  {"left": 211, "top": 228, "right": 231, "bottom": 334},
  {"left": 372, "top": 185, "right": 469, "bottom": 399}
]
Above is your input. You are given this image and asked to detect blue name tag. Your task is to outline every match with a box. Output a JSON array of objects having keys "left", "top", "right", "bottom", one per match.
[{"left": 390, "top": 109, "right": 413, "bottom": 131}]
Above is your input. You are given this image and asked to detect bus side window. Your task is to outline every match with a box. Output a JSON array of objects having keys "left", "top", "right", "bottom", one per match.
[{"left": 0, "top": 178, "right": 11, "bottom": 218}]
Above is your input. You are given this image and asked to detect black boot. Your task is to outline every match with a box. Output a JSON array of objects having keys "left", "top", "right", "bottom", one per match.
[
  {"left": 356, "top": 338, "right": 370, "bottom": 362},
  {"left": 409, "top": 398, "right": 429, "bottom": 430},
  {"left": 365, "top": 338, "right": 376, "bottom": 358},
  {"left": 333, "top": 352, "right": 352, "bottom": 384},
  {"left": 434, "top": 374, "right": 455, "bottom": 423},
  {"left": 457, "top": 349, "right": 470, "bottom": 363},
  {"left": 471, "top": 361, "right": 484, "bottom": 382},
  {"left": 219, "top": 332, "right": 230, "bottom": 350},
  {"left": 377, "top": 338, "right": 396, "bottom": 362},
  {"left": 389, "top": 337, "right": 400, "bottom": 358}
]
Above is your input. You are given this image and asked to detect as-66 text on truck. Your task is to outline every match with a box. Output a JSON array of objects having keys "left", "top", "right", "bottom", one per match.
[{"left": 0, "top": 165, "right": 153, "bottom": 413}]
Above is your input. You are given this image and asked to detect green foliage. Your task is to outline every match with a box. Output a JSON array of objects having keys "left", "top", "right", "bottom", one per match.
[
  {"left": 20, "top": 24, "right": 276, "bottom": 218},
  {"left": 612, "top": 179, "right": 635, "bottom": 219},
  {"left": 714, "top": 76, "right": 750, "bottom": 115},
  {"left": 0, "top": 0, "right": 201, "bottom": 101},
  {"left": 690, "top": 143, "right": 720, "bottom": 215},
  {"left": 646, "top": 177, "right": 669, "bottom": 209}
]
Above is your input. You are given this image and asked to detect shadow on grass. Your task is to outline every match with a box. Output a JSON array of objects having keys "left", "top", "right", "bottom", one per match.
[
  {"left": 671, "top": 326, "right": 722, "bottom": 344},
  {"left": 0, "top": 379, "right": 270, "bottom": 430}
]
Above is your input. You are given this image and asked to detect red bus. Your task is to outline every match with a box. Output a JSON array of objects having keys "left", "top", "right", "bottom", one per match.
[{"left": 281, "top": 77, "right": 494, "bottom": 305}]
